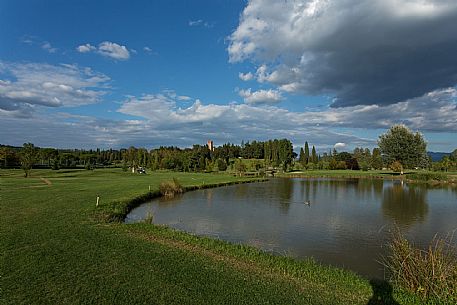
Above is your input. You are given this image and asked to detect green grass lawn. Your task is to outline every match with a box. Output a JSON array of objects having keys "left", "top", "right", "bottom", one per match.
[{"left": 1, "top": 168, "right": 426, "bottom": 304}]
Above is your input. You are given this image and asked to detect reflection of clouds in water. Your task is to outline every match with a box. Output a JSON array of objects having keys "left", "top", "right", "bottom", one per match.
[{"left": 190, "top": 217, "right": 283, "bottom": 250}]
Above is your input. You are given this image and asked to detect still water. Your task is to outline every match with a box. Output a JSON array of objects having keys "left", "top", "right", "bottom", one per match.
[{"left": 126, "top": 178, "right": 457, "bottom": 278}]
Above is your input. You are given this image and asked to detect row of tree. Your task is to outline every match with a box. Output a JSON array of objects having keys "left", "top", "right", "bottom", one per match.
[
  {"left": 1, "top": 125, "right": 456, "bottom": 175},
  {"left": 0, "top": 145, "right": 129, "bottom": 169},
  {"left": 0, "top": 139, "right": 295, "bottom": 174},
  {"left": 146, "top": 139, "right": 294, "bottom": 172},
  {"left": 293, "top": 125, "right": 455, "bottom": 171},
  {"left": 292, "top": 145, "right": 383, "bottom": 171}
]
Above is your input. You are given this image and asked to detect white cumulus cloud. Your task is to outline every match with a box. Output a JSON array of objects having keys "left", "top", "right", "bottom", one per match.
[
  {"left": 98, "top": 41, "right": 130, "bottom": 60},
  {"left": 238, "top": 88, "right": 283, "bottom": 104},
  {"left": 2, "top": 88, "right": 456, "bottom": 150},
  {"left": 239, "top": 72, "right": 254, "bottom": 81},
  {"left": 76, "top": 41, "right": 130, "bottom": 60},
  {"left": 0, "top": 61, "right": 110, "bottom": 117},
  {"left": 76, "top": 43, "right": 96, "bottom": 53},
  {"left": 334, "top": 142, "right": 346, "bottom": 150},
  {"left": 114, "top": 91, "right": 374, "bottom": 149},
  {"left": 229, "top": 0, "right": 457, "bottom": 107}
]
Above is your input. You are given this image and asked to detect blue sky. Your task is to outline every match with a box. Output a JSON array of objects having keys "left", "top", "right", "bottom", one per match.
[{"left": 1, "top": 0, "right": 456, "bottom": 152}]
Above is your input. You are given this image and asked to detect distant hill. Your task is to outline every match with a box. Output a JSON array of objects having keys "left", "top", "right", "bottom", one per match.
[{"left": 428, "top": 151, "right": 450, "bottom": 162}]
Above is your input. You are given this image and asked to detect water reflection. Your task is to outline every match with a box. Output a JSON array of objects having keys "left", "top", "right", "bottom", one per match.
[
  {"left": 126, "top": 178, "right": 457, "bottom": 278},
  {"left": 278, "top": 178, "right": 293, "bottom": 213},
  {"left": 382, "top": 182, "right": 428, "bottom": 227},
  {"left": 157, "top": 195, "right": 183, "bottom": 207},
  {"left": 233, "top": 183, "right": 249, "bottom": 199}
]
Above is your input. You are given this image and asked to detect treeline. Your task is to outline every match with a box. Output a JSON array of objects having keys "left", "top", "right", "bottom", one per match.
[
  {"left": 0, "top": 145, "right": 127, "bottom": 169},
  {"left": 293, "top": 125, "right": 455, "bottom": 172},
  {"left": 0, "top": 139, "right": 294, "bottom": 172},
  {"left": 2, "top": 128, "right": 456, "bottom": 174},
  {"left": 295, "top": 143, "right": 384, "bottom": 171},
  {"left": 296, "top": 146, "right": 457, "bottom": 172},
  {"left": 149, "top": 139, "right": 293, "bottom": 172},
  {"left": 431, "top": 151, "right": 457, "bottom": 172}
]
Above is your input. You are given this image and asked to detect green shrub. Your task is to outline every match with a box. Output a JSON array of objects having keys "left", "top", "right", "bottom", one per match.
[
  {"left": 234, "top": 160, "right": 246, "bottom": 176},
  {"left": 390, "top": 161, "right": 403, "bottom": 173},
  {"left": 336, "top": 161, "right": 347, "bottom": 170},
  {"left": 121, "top": 160, "right": 128, "bottom": 172},
  {"left": 359, "top": 161, "right": 369, "bottom": 171},
  {"left": 216, "top": 158, "right": 227, "bottom": 171},
  {"left": 51, "top": 159, "right": 60, "bottom": 170},
  {"left": 159, "top": 178, "right": 183, "bottom": 197}
]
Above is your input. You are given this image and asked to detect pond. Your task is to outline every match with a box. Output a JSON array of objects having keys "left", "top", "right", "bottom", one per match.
[{"left": 125, "top": 178, "right": 457, "bottom": 278}]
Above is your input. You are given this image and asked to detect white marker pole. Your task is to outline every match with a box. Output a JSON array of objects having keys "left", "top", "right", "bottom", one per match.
[{"left": 96, "top": 196, "right": 100, "bottom": 206}]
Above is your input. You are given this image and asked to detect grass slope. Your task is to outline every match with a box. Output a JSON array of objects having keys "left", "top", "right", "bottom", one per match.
[{"left": 1, "top": 169, "right": 424, "bottom": 304}]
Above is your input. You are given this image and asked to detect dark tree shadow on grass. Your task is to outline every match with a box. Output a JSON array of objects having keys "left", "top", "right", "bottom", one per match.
[{"left": 367, "top": 279, "right": 400, "bottom": 305}]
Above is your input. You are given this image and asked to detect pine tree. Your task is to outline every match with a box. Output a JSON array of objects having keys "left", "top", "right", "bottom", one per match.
[
  {"left": 304, "top": 141, "right": 310, "bottom": 164},
  {"left": 371, "top": 148, "right": 383, "bottom": 170},
  {"left": 311, "top": 146, "right": 317, "bottom": 164},
  {"left": 299, "top": 147, "right": 305, "bottom": 165}
]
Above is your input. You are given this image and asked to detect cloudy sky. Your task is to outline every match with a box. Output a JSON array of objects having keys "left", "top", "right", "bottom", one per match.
[{"left": 1, "top": 0, "right": 456, "bottom": 152}]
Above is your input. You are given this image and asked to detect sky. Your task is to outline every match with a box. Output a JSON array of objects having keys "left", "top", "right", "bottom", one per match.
[{"left": 0, "top": 0, "right": 456, "bottom": 152}]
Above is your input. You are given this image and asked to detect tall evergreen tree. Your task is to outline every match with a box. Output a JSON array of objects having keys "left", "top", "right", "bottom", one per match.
[
  {"left": 371, "top": 148, "right": 383, "bottom": 170},
  {"left": 311, "top": 146, "right": 317, "bottom": 164},
  {"left": 304, "top": 141, "right": 310, "bottom": 164},
  {"left": 299, "top": 147, "right": 305, "bottom": 165}
]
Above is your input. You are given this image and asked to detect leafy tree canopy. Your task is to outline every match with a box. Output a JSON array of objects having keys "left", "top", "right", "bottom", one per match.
[{"left": 378, "top": 125, "right": 427, "bottom": 169}]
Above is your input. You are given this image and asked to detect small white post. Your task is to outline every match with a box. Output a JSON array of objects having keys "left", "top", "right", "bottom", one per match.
[
  {"left": 149, "top": 185, "right": 151, "bottom": 191},
  {"left": 96, "top": 196, "right": 100, "bottom": 206}
]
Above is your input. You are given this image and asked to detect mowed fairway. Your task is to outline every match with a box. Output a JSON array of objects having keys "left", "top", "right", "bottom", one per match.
[{"left": 1, "top": 169, "right": 422, "bottom": 305}]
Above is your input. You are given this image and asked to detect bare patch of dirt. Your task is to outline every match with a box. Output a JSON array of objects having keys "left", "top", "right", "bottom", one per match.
[{"left": 40, "top": 177, "right": 52, "bottom": 186}]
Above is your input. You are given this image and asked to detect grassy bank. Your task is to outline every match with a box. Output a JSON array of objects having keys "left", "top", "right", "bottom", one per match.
[
  {"left": 279, "top": 169, "right": 457, "bottom": 185},
  {"left": 1, "top": 168, "right": 425, "bottom": 304},
  {"left": 279, "top": 169, "right": 395, "bottom": 179}
]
